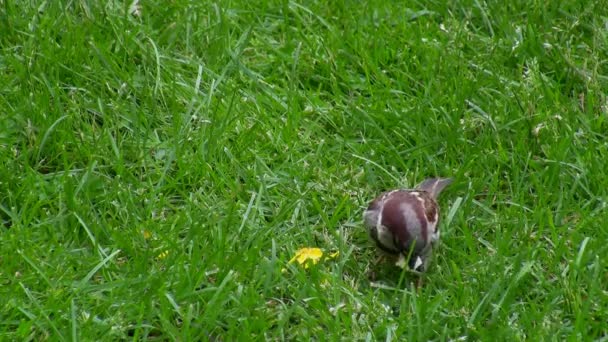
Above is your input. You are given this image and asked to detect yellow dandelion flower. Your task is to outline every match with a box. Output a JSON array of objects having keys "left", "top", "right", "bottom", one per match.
[
  {"left": 288, "top": 247, "right": 324, "bottom": 268},
  {"left": 282, "top": 247, "right": 340, "bottom": 272}
]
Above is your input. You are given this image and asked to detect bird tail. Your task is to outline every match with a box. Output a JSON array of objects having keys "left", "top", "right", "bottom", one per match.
[{"left": 416, "top": 177, "right": 453, "bottom": 199}]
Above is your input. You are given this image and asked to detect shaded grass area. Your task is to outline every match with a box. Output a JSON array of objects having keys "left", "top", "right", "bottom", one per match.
[{"left": 1, "top": 0, "right": 607, "bottom": 340}]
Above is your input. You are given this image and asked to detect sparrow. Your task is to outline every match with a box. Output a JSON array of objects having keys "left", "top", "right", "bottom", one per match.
[{"left": 363, "top": 177, "right": 453, "bottom": 273}]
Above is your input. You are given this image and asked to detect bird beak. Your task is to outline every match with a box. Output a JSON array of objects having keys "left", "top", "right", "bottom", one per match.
[{"left": 416, "top": 177, "right": 453, "bottom": 198}]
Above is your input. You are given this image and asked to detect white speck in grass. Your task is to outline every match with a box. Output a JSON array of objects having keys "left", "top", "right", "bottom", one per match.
[
  {"left": 512, "top": 26, "right": 523, "bottom": 51},
  {"left": 543, "top": 42, "right": 553, "bottom": 50},
  {"left": 118, "top": 82, "right": 127, "bottom": 96},
  {"left": 205, "top": 268, "right": 219, "bottom": 277},
  {"left": 449, "top": 337, "right": 468, "bottom": 342},
  {"left": 532, "top": 123, "right": 545, "bottom": 136},
  {"left": 439, "top": 23, "right": 448, "bottom": 32},
  {"left": 329, "top": 303, "right": 346, "bottom": 315}
]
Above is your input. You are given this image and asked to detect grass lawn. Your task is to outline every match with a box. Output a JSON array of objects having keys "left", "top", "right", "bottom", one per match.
[{"left": 1, "top": 0, "right": 608, "bottom": 340}]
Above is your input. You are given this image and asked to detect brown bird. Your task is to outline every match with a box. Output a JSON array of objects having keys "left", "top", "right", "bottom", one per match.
[{"left": 363, "top": 178, "right": 453, "bottom": 273}]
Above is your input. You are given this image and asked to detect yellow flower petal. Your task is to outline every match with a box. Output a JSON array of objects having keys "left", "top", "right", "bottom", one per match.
[
  {"left": 157, "top": 250, "right": 169, "bottom": 259},
  {"left": 288, "top": 247, "right": 324, "bottom": 269},
  {"left": 328, "top": 251, "right": 340, "bottom": 259},
  {"left": 143, "top": 230, "right": 152, "bottom": 239}
]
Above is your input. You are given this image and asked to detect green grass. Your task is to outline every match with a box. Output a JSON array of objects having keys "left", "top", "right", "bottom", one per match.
[{"left": 1, "top": 0, "right": 608, "bottom": 340}]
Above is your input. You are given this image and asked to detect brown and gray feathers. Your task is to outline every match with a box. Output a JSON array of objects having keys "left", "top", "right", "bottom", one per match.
[{"left": 363, "top": 177, "right": 453, "bottom": 271}]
